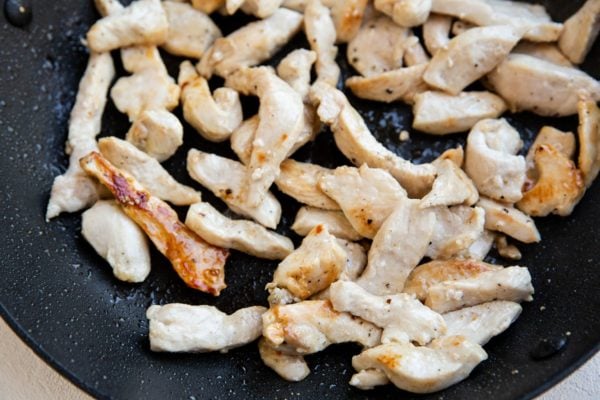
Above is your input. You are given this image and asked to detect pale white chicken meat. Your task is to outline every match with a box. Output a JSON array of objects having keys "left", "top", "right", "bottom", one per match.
[
  {"left": 87, "top": 0, "right": 169, "bottom": 53},
  {"left": 98, "top": 137, "right": 200, "bottom": 206},
  {"left": 425, "top": 266, "right": 534, "bottom": 313},
  {"left": 276, "top": 49, "right": 317, "bottom": 102},
  {"left": 525, "top": 126, "right": 576, "bottom": 177},
  {"left": 443, "top": 301, "right": 522, "bottom": 345},
  {"left": 305, "top": 0, "right": 340, "bottom": 86},
  {"left": 197, "top": 8, "right": 303, "bottom": 78},
  {"left": 374, "top": 0, "right": 432, "bottom": 28},
  {"left": 403, "top": 33, "right": 431, "bottom": 66},
  {"left": 351, "top": 336, "right": 487, "bottom": 393},
  {"left": 423, "top": 25, "right": 524, "bottom": 95},
  {"left": 147, "top": 304, "right": 266, "bottom": 352},
  {"left": 477, "top": 197, "right": 541, "bottom": 243},
  {"left": 274, "top": 160, "right": 339, "bottom": 210},
  {"left": 310, "top": 82, "right": 436, "bottom": 197},
  {"left": 291, "top": 207, "right": 362, "bottom": 241},
  {"left": 350, "top": 369, "right": 390, "bottom": 390},
  {"left": 179, "top": 61, "right": 242, "bottom": 142},
  {"left": 513, "top": 42, "right": 573, "bottom": 68},
  {"left": 485, "top": 54, "right": 600, "bottom": 117},
  {"left": 422, "top": 14, "right": 452, "bottom": 56},
  {"left": 230, "top": 116, "right": 259, "bottom": 165},
  {"left": 456, "top": 230, "right": 496, "bottom": 261},
  {"left": 185, "top": 202, "right": 294, "bottom": 260},
  {"left": 464, "top": 118, "right": 526, "bottom": 203},
  {"left": 420, "top": 159, "right": 479, "bottom": 208},
  {"left": 187, "top": 149, "right": 282, "bottom": 229},
  {"left": 258, "top": 338, "right": 310, "bottom": 382},
  {"left": 318, "top": 165, "right": 407, "bottom": 239},
  {"left": 412, "top": 91, "right": 507, "bottom": 135},
  {"left": 426, "top": 206, "right": 485, "bottom": 260},
  {"left": 235, "top": 0, "right": 284, "bottom": 18},
  {"left": 82, "top": 200, "right": 151, "bottom": 283},
  {"left": 357, "top": 199, "right": 436, "bottom": 295},
  {"left": 330, "top": 281, "right": 446, "bottom": 345},
  {"left": 125, "top": 109, "right": 183, "bottom": 162},
  {"left": 559, "top": 0, "right": 600, "bottom": 64},
  {"left": 576, "top": 98, "right": 600, "bottom": 188},
  {"left": 191, "top": 0, "right": 224, "bottom": 14}
]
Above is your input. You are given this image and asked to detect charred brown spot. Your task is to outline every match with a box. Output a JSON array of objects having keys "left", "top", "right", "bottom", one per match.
[{"left": 377, "top": 354, "right": 400, "bottom": 369}]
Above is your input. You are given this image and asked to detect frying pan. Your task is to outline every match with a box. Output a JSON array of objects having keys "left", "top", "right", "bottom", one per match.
[{"left": 0, "top": 1, "right": 598, "bottom": 399}]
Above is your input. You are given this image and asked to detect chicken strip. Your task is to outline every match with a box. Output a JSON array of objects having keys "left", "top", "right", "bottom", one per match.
[
  {"left": 179, "top": 61, "right": 242, "bottom": 142},
  {"left": 427, "top": 206, "right": 485, "bottom": 260},
  {"left": 425, "top": 266, "right": 534, "bottom": 313},
  {"left": 236, "top": 0, "right": 285, "bottom": 18},
  {"left": 310, "top": 82, "right": 436, "bottom": 197},
  {"left": 98, "top": 137, "right": 200, "bottom": 206},
  {"left": 420, "top": 159, "right": 478, "bottom": 208},
  {"left": 197, "top": 8, "right": 303, "bottom": 78},
  {"left": 525, "top": 126, "right": 576, "bottom": 179},
  {"left": 275, "top": 160, "right": 339, "bottom": 210},
  {"left": 413, "top": 91, "right": 507, "bottom": 135},
  {"left": 82, "top": 200, "right": 151, "bottom": 283},
  {"left": 513, "top": 42, "right": 573, "bottom": 68},
  {"left": 147, "top": 304, "right": 265, "bottom": 352},
  {"left": 422, "top": 14, "right": 452, "bottom": 56},
  {"left": 443, "top": 301, "right": 522, "bottom": 345},
  {"left": 46, "top": 52, "right": 114, "bottom": 220},
  {"left": 477, "top": 197, "right": 541, "bottom": 244},
  {"left": 258, "top": 338, "right": 310, "bottom": 382},
  {"left": 559, "top": 0, "right": 600, "bottom": 64},
  {"left": 403, "top": 259, "right": 503, "bottom": 301},
  {"left": 125, "top": 109, "right": 183, "bottom": 162},
  {"left": 464, "top": 118, "right": 526, "bottom": 203},
  {"left": 305, "top": 0, "right": 340, "bottom": 86},
  {"left": 87, "top": 0, "right": 169, "bottom": 53},
  {"left": 357, "top": 199, "right": 436, "bottom": 295},
  {"left": 226, "top": 67, "right": 304, "bottom": 207},
  {"left": 423, "top": 25, "right": 524, "bottom": 95},
  {"left": 351, "top": 336, "right": 487, "bottom": 394},
  {"left": 187, "top": 149, "right": 282, "bottom": 229},
  {"left": 276, "top": 49, "right": 317, "bottom": 101},
  {"left": 191, "top": 0, "right": 225, "bottom": 14},
  {"left": 230, "top": 116, "right": 259, "bottom": 165},
  {"left": 185, "top": 202, "right": 294, "bottom": 260},
  {"left": 326, "top": 0, "right": 369, "bottom": 43},
  {"left": 374, "top": 0, "right": 432, "bottom": 27},
  {"left": 262, "top": 300, "right": 382, "bottom": 354},
  {"left": 345, "top": 64, "right": 429, "bottom": 105},
  {"left": 457, "top": 230, "right": 495, "bottom": 261},
  {"left": 577, "top": 97, "right": 600, "bottom": 188},
  {"left": 330, "top": 281, "right": 446, "bottom": 345},
  {"left": 485, "top": 54, "right": 600, "bottom": 117},
  {"left": 291, "top": 207, "right": 362, "bottom": 241},
  {"left": 80, "top": 152, "right": 229, "bottom": 295}
]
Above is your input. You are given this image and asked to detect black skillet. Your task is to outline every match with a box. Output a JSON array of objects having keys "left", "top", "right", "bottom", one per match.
[{"left": 0, "top": 0, "right": 599, "bottom": 399}]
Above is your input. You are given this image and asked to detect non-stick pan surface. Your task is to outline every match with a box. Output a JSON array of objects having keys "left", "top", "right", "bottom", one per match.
[{"left": 0, "top": 1, "right": 598, "bottom": 399}]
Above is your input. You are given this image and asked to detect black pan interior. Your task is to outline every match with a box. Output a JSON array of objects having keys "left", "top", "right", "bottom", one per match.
[{"left": 0, "top": 1, "right": 599, "bottom": 399}]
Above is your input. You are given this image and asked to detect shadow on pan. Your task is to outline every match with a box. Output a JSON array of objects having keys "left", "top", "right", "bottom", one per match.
[{"left": 0, "top": 0, "right": 598, "bottom": 399}]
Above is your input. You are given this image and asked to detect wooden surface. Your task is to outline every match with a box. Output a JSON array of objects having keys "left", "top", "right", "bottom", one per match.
[{"left": 0, "top": 316, "right": 597, "bottom": 399}]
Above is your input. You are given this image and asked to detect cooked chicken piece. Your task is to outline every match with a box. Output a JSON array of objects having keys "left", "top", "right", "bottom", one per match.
[
  {"left": 427, "top": 206, "right": 485, "bottom": 260},
  {"left": 277, "top": 49, "right": 317, "bottom": 101},
  {"left": 423, "top": 25, "right": 523, "bottom": 95},
  {"left": 187, "top": 149, "right": 282, "bottom": 229},
  {"left": 477, "top": 197, "right": 541, "bottom": 243},
  {"left": 443, "top": 301, "right": 522, "bottom": 345},
  {"left": 82, "top": 200, "right": 151, "bottom": 283},
  {"left": 125, "top": 109, "right": 183, "bottom": 162},
  {"left": 374, "top": 0, "right": 432, "bottom": 27},
  {"left": 318, "top": 165, "right": 407, "bottom": 239},
  {"left": 494, "top": 235, "right": 522, "bottom": 261},
  {"left": 423, "top": 14, "right": 452, "bottom": 55},
  {"left": 464, "top": 118, "right": 526, "bottom": 203},
  {"left": 346, "top": 64, "right": 429, "bottom": 105},
  {"left": 119, "top": 45, "right": 166, "bottom": 74},
  {"left": 236, "top": 0, "right": 285, "bottom": 18},
  {"left": 330, "top": 281, "right": 446, "bottom": 345},
  {"left": 197, "top": 8, "right": 303, "bottom": 78},
  {"left": 98, "top": 137, "right": 199, "bottom": 206},
  {"left": 80, "top": 152, "right": 229, "bottom": 295},
  {"left": 147, "top": 304, "right": 265, "bottom": 352},
  {"left": 413, "top": 91, "right": 507, "bottom": 135},
  {"left": 577, "top": 97, "right": 600, "bottom": 188},
  {"left": 326, "top": 0, "right": 370, "bottom": 43},
  {"left": 230, "top": 116, "right": 259, "bottom": 165},
  {"left": 226, "top": 67, "right": 304, "bottom": 207},
  {"left": 336, "top": 239, "right": 368, "bottom": 280},
  {"left": 185, "top": 202, "right": 294, "bottom": 260},
  {"left": 46, "top": 52, "right": 114, "bottom": 220},
  {"left": 559, "top": 0, "right": 600, "bottom": 64},
  {"left": 93, "top": 0, "right": 123, "bottom": 16},
  {"left": 425, "top": 266, "right": 534, "bottom": 313},
  {"left": 485, "top": 54, "right": 600, "bottom": 117},
  {"left": 420, "top": 159, "right": 478, "bottom": 208},
  {"left": 179, "top": 61, "right": 242, "bottom": 142},
  {"left": 351, "top": 336, "right": 487, "bottom": 394},
  {"left": 357, "top": 200, "right": 436, "bottom": 295},
  {"left": 403, "top": 259, "right": 502, "bottom": 301},
  {"left": 430, "top": 0, "right": 563, "bottom": 42},
  {"left": 525, "top": 126, "right": 576, "bottom": 182},
  {"left": 436, "top": 146, "right": 464, "bottom": 167},
  {"left": 403, "top": 34, "right": 431, "bottom": 66},
  {"left": 347, "top": 15, "right": 408, "bottom": 77},
  {"left": 262, "top": 300, "right": 382, "bottom": 354},
  {"left": 457, "top": 230, "right": 495, "bottom": 261},
  {"left": 305, "top": 0, "right": 340, "bottom": 86},
  {"left": 275, "top": 160, "right": 339, "bottom": 210},
  {"left": 268, "top": 225, "right": 346, "bottom": 300},
  {"left": 310, "top": 82, "right": 436, "bottom": 197},
  {"left": 517, "top": 145, "right": 584, "bottom": 217},
  {"left": 282, "top": 0, "right": 306, "bottom": 10},
  {"left": 87, "top": 0, "right": 168, "bottom": 53},
  {"left": 451, "top": 20, "right": 475, "bottom": 36},
  {"left": 191, "top": 0, "right": 225, "bottom": 14},
  {"left": 258, "top": 338, "right": 310, "bottom": 382},
  {"left": 349, "top": 369, "right": 390, "bottom": 390},
  {"left": 291, "top": 207, "right": 362, "bottom": 241},
  {"left": 513, "top": 42, "right": 573, "bottom": 68}
]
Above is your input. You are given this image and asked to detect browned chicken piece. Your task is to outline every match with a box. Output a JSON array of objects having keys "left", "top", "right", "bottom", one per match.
[
  {"left": 577, "top": 97, "right": 600, "bottom": 188},
  {"left": 559, "top": 0, "right": 600, "bottom": 64},
  {"left": 525, "top": 126, "right": 576, "bottom": 183},
  {"left": 191, "top": 0, "right": 225, "bottom": 14},
  {"left": 326, "top": 0, "right": 370, "bottom": 43},
  {"left": 80, "top": 152, "right": 229, "bottom": 296},
  {"left": 477, "top": 197, "right": 541, "bottom": 243}
]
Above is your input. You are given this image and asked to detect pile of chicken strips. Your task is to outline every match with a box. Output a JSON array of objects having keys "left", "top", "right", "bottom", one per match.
[{"left": 46, "top": 0, "right": 600, "bottom": 393}]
